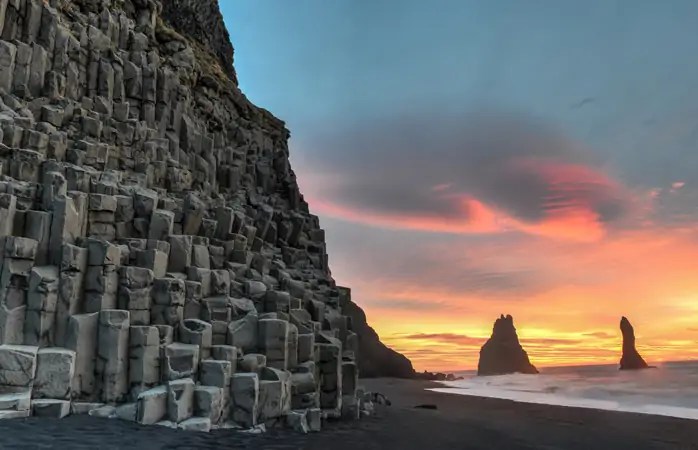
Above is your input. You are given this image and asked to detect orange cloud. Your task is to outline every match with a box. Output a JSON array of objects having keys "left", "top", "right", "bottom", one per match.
[
  {"left": 293, "top": 139, "right": 698, "bottom": 372},
  {"left": 304, "top": 193, "right": 503, "bottom": 235},
  {"left": 300, "top": 157, "right": 637, "bottom": 243}
]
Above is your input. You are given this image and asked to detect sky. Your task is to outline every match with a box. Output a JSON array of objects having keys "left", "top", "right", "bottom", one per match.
[{"left": 222, "top": 0, "right": 698, "bottom": 371}]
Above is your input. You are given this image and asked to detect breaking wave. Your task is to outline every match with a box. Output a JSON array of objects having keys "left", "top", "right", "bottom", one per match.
[{"left": 429, "top": 360, "right": 698, "bottom": 420}]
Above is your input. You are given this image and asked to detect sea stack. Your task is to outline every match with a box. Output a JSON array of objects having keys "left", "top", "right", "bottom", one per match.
[
  {"left": 619, "top": 316, "right": 652, "bottom": 370},
  {"left": 477, "top": 314, "right": 539, "bottom": 376}
]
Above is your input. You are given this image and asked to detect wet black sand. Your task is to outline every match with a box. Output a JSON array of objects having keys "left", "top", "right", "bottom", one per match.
[{"left": 1, "top": 378, "right": 697, "bottom": 449}]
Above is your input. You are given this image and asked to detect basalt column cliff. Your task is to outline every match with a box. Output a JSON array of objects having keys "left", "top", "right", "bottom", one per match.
[{"left": 0, "top": 0, "right": 383, "bottom": 432}]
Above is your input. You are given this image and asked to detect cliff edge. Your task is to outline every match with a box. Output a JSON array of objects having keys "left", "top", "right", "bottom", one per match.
[
  {"left": 477, "top": 314, "right": 539, "bottom": 376},
  {"left": 160, "top": 0, "right": 238, "bottom": 85},
  {"left": 619, "top": 316, "right": 652, "bottom": 370}
]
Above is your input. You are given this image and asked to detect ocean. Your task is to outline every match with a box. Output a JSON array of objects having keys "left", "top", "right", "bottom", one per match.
[{"left": 430, "top": 360, "right": 698, "bottom": 420}]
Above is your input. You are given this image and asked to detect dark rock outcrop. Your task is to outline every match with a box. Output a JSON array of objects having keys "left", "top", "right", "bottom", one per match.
[
  {"left": 414, "top": 371, "right": 463, "bottom": 381},
  {"left": 477, "top": 314, "right": 539, "bottom": 376},
  {"left": 340, "top": 288, "right": 416, "bottom": 378},
  {"left": 619, "top": 316, "right": 653, "bottom": 370}
]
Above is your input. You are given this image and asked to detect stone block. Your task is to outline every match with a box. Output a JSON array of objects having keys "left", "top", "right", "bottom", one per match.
[
  {"left": 161, "top": 343, "right": 199, "bottom": 382},
  {"left": 148, "top": 209, "right": 175, "bottom": 241},
  {"left": 0, "top": 40, "right": 16, "bottom": 93},
  {"left": 136, "top": 385, "right": 167, "bottom": 425},
  {"left": 194, "top": 385, "right": 223, "bottom": 424},
  {"left": 3, "top": 236, "right": 37, "bottom": 260},
  {"left": 307, "top": 407, "right": 322, "bottom": 432},
  {"left": 342, "top": 361, "right": 358, "bottom": 397},
  {"left": 285, "top": 409, "right": 309, "bottom": 433},
  {"left": 231, "top": 372, "right": 258, "bottom": 428},
  {"left": 137, "top": 249, "right": 168, "bottom": 278},
  {"left": 118, "top": 266, "right": 154, "bottom": 289},
  {"left": 167, "top": 235, "right": 192, "bottom": 272},
  {"left": 258, "top": 318, "right": 288, "bottom": 370},
  {"left": 177, "top": 319, "right": 212, "bottom": 358},
  {"left": 24, "top": 210, "right": 52, "bottom": 266},
  {"left": 227, "top": 313, "right": 258, "bottom": 353},
  {"left": 0, "top": 303, "right": 25, "bottom": 345},
  {"left": 211, "top": 345, "right": 238, "bottom": 370},
  {"left": 31, "top": 399, "right": 70, "bottom": 418},
  {"left": 0, "top": 345, "right": 38, "bottom": 387},
  {"left": 129, "top": 326, "right": 160, "bottom": 397},
  {"left": 238, "top": 353, "right": 266, "bottom": 374},
  {"left": 167, "top": 378, "right": 194, "bottom": 423},
  {"left": 65, "top": 313, "right": 98, "bottom": 399},
  {"left": 199, "top": 359, "right": 231, "bottom": 389},
  {"left": 152, "top": 278, "right": 185, "bottom": 306},
  {"left": 186, "top": 267, "right": 211, "bottom": 297},
  {"left": 298, "top": 333, "right": 315, "bottom": 363},
  {"left": 87, "top": 239, "right": 121, "bottom": 266},
  {"left": 96, "top": 309, "right": 130, "bottom": 403},
  {"left": 33, "top": 348, "right": 75, "bottom": 400},
  {"left": 49, "top": 196, "right": 80, "bottom": 265},
  {"left": 177, "top": 416, "right": 211, "bottom": 432},
  {"left": 210, "top": 269, "right": 230, "bottom": 296},
  {"left": 264, "top": 290, "right": 290, "bottom": 314}
]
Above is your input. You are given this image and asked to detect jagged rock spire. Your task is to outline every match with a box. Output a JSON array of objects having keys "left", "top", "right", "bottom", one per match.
[
  {"left": 619, "top": 316, "right": 651, "bottom": 370},
  {"left": 477, "top": 314, "right": 538, "bottom": 376}
]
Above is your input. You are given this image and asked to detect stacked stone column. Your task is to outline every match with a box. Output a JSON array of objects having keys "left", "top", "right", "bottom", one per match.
[{"left": 0, "top": 0, "right": 364, "bottom": 434}]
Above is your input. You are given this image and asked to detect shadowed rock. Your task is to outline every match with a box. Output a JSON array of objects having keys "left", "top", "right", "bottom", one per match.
[
  {"left": 477, "top": 314, "right": 538, "bottom": 376},
  {"left": 341, "top": 298, "right": 415, "bottom": 379},
  {"left": 619, "top": 317, "right": 654, "bottom": 370}
]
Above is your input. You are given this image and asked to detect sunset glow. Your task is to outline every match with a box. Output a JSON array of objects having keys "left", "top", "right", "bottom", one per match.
[
  {"left": 225, "top": 0, "right": 698, "bottom": 374},
  {"left": 296, "top": 160, "right": 698, "bottom": 372}
]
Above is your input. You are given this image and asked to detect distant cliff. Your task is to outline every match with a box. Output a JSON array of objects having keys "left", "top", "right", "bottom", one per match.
[
  {"left": 478, "top": 314, "right": 539, "bottom": 376},
  {"left": 340, "top": 288, "right": 416, "bottom": 378},
  {"left": 619, "top": 317, "right": 652, "bottom": 370}
]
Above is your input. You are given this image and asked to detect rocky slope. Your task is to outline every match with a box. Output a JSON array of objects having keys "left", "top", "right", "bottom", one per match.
[
  {"left": 0, "top": 0, "right": 393, "bottom": 432},
  {"left": 340, "top": 292, "right": 415, "bottom": 379},
  {"left": 619, "top": 317, "right": 652, "bottom": 370},
  {"left": 477, "top": 314, "right": 538, "bottom": 376}
]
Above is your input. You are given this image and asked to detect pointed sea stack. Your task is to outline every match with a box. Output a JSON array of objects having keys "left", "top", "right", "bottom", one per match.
[
  {"left": 477, "top": 314, "right": 539, "bottom": 376},
  {"left": 619, "top": 316, "right": 653, "bottom": 370}
]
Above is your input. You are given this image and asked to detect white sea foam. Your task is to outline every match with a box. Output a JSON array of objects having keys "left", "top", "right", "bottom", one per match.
[{"left": 427, "top": 361, "right": 698, "bottom": 420}]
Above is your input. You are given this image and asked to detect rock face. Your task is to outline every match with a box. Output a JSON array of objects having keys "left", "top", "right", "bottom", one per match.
[
  {"left": 0, "top": 0, "right": 372, "bottom": 432},
  {"left": 340, "top": 293, "right": 415, "bottom": 379},
  {"left": 160, "top": 0, "right": 238, "bottom": 85},
  {"left": 477, "top": 315, "right": 538, "bottom": 376},
  {"left": 619, "top": 316, "right": 651, "bottom": 370}
]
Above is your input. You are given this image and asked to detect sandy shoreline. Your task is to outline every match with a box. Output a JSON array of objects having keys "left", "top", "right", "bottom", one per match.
[{"left": 0, "top": 378, "right": 696, "bottom": 449}]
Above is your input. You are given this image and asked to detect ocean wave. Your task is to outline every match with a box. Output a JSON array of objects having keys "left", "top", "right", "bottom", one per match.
[{"left": 428, "top": 361, "right": 698, "bottom": 420}]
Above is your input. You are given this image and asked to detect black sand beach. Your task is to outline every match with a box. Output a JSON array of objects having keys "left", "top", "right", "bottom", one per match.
[{"left": 1, "top": 378, "right": 697, "bottom": 450}]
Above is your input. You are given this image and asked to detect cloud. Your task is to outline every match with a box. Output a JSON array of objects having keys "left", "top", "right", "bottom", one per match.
[
  {"left": 296, "top": 109, "right": 638, "bottom": 241},
  {"left": 363, "top": 298, "right": 454, "bottom": 312},
  {"left": 397, "top": 333, "right": 487, "bottom": 347},
  {"left": 394, "top": 332, "right": 583, "bottom": 347},
  {"left": 583, "top": 331, "right": 616, "bottom": 339}
]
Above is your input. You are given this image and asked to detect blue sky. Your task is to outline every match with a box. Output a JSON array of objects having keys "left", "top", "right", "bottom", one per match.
[{"left": 221, "top": 1, "right": 698, "bottom": 369}]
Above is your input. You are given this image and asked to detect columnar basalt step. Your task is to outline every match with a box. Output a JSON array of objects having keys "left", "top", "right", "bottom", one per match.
[{"left": 0, "top": 0, "right": 374, "bottom": 433}]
